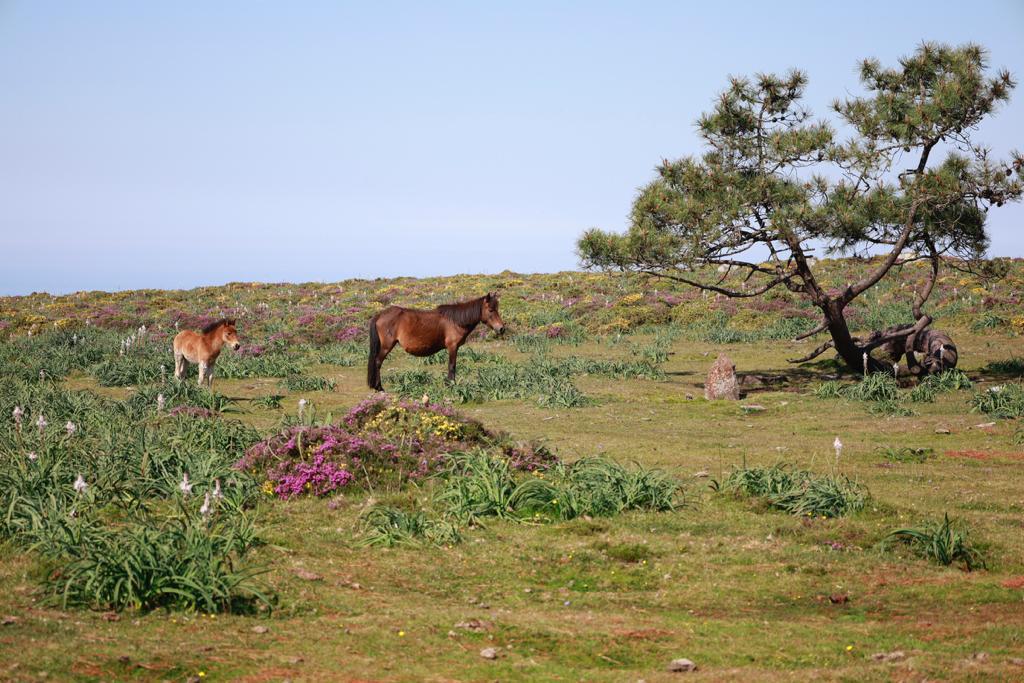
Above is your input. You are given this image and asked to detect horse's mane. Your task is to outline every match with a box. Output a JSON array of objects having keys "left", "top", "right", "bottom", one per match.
[
  {"left": 201, "top": 318, "right": 236, "bottom": 334},
  {"left": 436, "top": 297, "right": 483, "bottom": 327}
]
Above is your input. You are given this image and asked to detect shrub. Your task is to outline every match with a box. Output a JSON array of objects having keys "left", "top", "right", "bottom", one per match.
[
  {"left": 885, "top": 513, "right": 986, "bottom": 571},
  {"left": 981, "top": 358, "right": 1024, "bottom": 378},
  {"left": 238, "top": 395, "right": 555, "bottom": 498},
  {"left": 970, "top": 384, "right": 1024, "bottom": 419},
  {"left": 279, "top": 374, "right": 336, "bottom": 392},
  {"left": 877, "top": 446, "right": 934, "bottom": 463},
  {"left": 358, "top": 506, "right": 462, "bottom": 547},
  {"left": 718, "top": 464, "right": 868, "bottom": 518},
  {"left": 253, "top": 394, "right": 285, "bottom": 409},
  {"left": 128, "top": 380, "right": 237, "bottom": 415},
  {"left": 909, "top": 369, "right": 973, "bottom": 403},
  {"left": 42, "top": 511, "right": 270, "bottom": 612},
  {"left": 436, "top": 451, "right": 682, "bottom": 524},
  {"left": 844, "top": 373, "right": 901, "bottom": 402},
  {"left": 216, "top": 352, "right": 304, "bottom": 378},
  {"left": 970, "top": 311, "right": 1006, "bottom": 331}
]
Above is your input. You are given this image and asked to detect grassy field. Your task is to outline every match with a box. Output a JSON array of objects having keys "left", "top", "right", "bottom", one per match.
[{"left": 1, "top": 261, "right": 1023, "bottom": 681}]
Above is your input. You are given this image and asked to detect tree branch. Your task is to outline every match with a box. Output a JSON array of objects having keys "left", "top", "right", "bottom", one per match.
[
  {"left": 843, "top": 199, "right": 922, "bottom": 303},
  {"left": 787, "top": 339, "right": 835, "bottom": 363},
  {"left": 793, "top": 317, "right": 829, "bottom": 341},
  {"left": 638, "top": 269, "right": 792, "bottom": 298}
]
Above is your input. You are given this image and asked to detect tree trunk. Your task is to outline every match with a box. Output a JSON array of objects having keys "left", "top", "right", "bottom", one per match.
[{"left": 823, "top": 301, "right": 889, "bottom": 374}]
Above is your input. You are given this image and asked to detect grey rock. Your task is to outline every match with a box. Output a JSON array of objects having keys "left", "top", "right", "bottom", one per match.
[
  {"left": 668, "top": 658, "right": 697, "bottom": 672},
  {"left": 871, "top": 650, "right": 905, "bottom": 662}
]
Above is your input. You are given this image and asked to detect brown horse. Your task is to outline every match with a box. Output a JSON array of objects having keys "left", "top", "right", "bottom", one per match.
[
  {"left": 367, "top": 293, "right": 506, "bottom": 391},
  {"left": 173, "top": 318, "right": 241, "bottom": 389}
]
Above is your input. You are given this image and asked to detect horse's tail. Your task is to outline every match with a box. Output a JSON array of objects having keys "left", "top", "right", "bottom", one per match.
[{"left": 367, "top": 315, "right": 381, "bottom": 389}]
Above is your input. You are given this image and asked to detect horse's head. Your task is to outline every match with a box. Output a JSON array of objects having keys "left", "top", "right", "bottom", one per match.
[
  {"left": 221, "top": 320, "right": 241, "bottom": 350},
  {"left": 481, "top": 293, "right": 506, "bottom": 335}
]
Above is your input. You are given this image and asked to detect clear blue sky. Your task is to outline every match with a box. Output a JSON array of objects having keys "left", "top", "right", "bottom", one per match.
[{"left": 1, "top": 1, "right": 1022, "bottom": 295}]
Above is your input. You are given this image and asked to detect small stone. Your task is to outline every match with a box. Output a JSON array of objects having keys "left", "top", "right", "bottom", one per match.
[
  {"left": 871, "top": 650, "right": 906, "bottom": 662},
  {"left": 455, "top": 618, "right": 492, "bottom": 632},
  {"left": 117, "top": 655, "right": 131, "bottom": 665},
  {"left": 1, "top": 615, "right": 17, "bottom": 626},
  {"left": 935, "top": 427, "right": 951, "bottom": 434},
  {"left": 668, "top": 658, "right": 697, "bottom": 672},
  {"left": 740, "top": 404, "right": 766, "bottom": 413},
  {"left": 293, "top": 568, "right": 323, "bottom": 581},
  {"left": 102, "top": 612, "right": 120, "bottom": 622},
  {"left": 829, "top": 593, "right": 850, "bottom": 604},
  {"left": 973, "top": 422, "right": 996, "bottom": 429},
  {"left": 252, "top": 625, "right": 270, "bottom": 634},
  {"left": 480, "top": 647, "right": 499, "bottom": 660},
  {"left": 523, "top": 588, "right": 532, "bottom": 593},
  {"left": 693, "top": 470, "right": 709, "bottom": 478},
  {"left": 705, "top": 354, "right": 739, "bottom": 400},
  {"left": 1009, "top": 657, "right": 1024, "bottom": 666}
]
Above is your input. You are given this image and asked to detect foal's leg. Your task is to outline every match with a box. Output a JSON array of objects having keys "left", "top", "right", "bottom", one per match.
[
  {"left": 174, "top": 351, "right": 186, "bottom": 381},
  {"left": 198, "top": 361, "right": 208, "bottom": 388}
]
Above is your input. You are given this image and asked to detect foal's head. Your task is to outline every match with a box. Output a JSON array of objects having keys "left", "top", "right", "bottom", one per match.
[
  {"left": 481, "top": 293, "right": 506, "bottom": 335},
  {"left": 204, "top": 319, "right": 241, "bottom": 350}
]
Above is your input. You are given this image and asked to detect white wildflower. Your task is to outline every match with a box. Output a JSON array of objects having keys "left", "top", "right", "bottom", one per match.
[
  {"left": 65, "top": 421, "right": 76, "bottom": 436},
  {"left": 36, "top": 413, "right": 47, "bottom": 432},
  {"left": 12, "top": 406, "right": 23, "bottom": 426},
  {"left": 27, "top": 451, "right": 37, "bottom": 462},
  {"left": 157, "top": 393, "right": 166, "bottom": 412},
  {"left": 212, "top": 479, "right": 223, "bottom": 499},
  {"left": 179, "top": 472, "right": 193, "bottom": 497},
  {"left": 298, "top": 398, "right": 308, "bottom": 418},
  {"left": 200, "top": 492, "right": 212, "bottom": 519},
  {"left": 73, "top": 474, "right": 87, "bottom": 493}
]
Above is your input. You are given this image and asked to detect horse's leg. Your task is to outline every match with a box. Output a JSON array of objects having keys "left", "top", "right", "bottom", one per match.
[
  {"left": 446, "top": 343, "right": 459, "bottom": 384},
  {"left": 174, "top": 350, "right": 185, "bottom": 380},
  {"left": 198, "top": 361, "right": 208, "bottom": 388},
  {"left": 373, "top": 345, "right": 394, "bottom": 391},
  {"left": 207, "top": 362, "right": 215, "bottom": 391},
  {"left": 371, "top": 325, "right": 397, "bottom": 392}
]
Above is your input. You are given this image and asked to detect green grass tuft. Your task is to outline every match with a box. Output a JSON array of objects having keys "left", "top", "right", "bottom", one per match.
[{"left": 885, "top": 513, "right": 986, "bottom": 571}]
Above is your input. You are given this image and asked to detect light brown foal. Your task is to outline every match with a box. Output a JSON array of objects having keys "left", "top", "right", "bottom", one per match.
[{"left": 172, "top": 319, "right": 241, "bottom": 389}]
